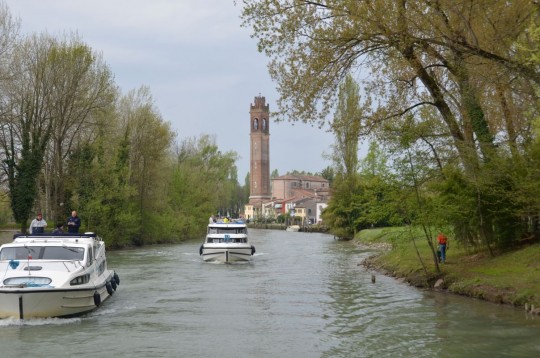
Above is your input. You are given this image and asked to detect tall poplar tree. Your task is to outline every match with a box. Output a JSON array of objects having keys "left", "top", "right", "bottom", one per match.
[{"left": 323, "top": 75, "right": 366, "bottom": 239}]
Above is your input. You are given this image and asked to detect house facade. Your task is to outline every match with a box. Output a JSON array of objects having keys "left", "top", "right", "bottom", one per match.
[
  {"left": 272, "top": 174, "right": 330, "bottom": 201},
  {"left": 269, "top": 174, "right": 330, "bottom": 224}
]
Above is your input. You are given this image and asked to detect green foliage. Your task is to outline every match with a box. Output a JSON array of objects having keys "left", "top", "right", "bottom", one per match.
[
  {"left": 8, "top": 151, "right": 44, "bottom": 231},
  {"left": 323, "top": 140, "right": 409, "bottom": 238},
  {"left": 241, "top": 0, "right": 540, "bottom": 254},
  {"left": 64, "top": 139, "right": 140, "bottom": 248},
  {"left": 427, "top": 154, "right": 533, "bottom": 250},
  {"left": 287, "top": 170, "right": 314, "bottom": 176},
  {"left": 168, "top": 135, "right": 242, "bottom": 240},
  {"left": 0, "top": 193, "right": 13, "bottom": 226},
  {"left": 83, "top": 187, "right": 139, "bottom": 248},
  {"left": 330, "top": 74, "right": 366, "bottom": 176},
  {"left": 322, "top": 174, "right": 361, "bottom": 239},
  {"left": 319, "top": 166, "right": 334, "bottom": 185},
  {"left": 169, "top": 164, "right": 214, "bottom": 239},
  {"left": 141, "top": 208, "right": 178, "bottom": 244}
]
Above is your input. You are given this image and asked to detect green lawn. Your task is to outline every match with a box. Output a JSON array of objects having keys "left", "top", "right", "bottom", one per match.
[{"left": 357, "top": 227, "right": 540, "bottom": 308}]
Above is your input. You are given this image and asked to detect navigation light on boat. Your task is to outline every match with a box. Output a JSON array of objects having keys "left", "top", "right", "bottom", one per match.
[{"left": 70, "top": 274, "right": 90, "bottom": 285}]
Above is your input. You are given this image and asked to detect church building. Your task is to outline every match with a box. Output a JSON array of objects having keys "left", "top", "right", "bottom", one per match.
[{"left": 243, "top": 95, "right": 330, "bottom": 223}]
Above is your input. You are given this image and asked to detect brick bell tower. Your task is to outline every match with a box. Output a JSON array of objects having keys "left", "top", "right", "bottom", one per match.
[{"left": 249, "top": 95, "right": 271, "bottom": 207}]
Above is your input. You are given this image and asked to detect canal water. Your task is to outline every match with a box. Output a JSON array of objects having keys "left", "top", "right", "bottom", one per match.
[{"left": 1, "top": 229, "right": 539, "bottom": 357}]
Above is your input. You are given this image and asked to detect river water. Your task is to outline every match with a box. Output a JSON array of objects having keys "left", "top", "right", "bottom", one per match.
[{"left": 1, "top": 229, "right": 539, "bottom": 357}]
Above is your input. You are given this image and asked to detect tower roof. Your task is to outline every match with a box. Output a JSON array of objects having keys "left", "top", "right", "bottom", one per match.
[{"left": 251, "top": 96, "right": 269, "bottom": 111}]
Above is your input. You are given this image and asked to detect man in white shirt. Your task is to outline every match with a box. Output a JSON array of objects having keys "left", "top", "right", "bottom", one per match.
[{"left": 29, "top": 213, "right": 47, "bottom": 234}]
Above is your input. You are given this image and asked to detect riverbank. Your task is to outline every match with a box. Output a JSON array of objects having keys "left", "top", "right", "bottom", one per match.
[
  {"left": 247, "top": 222, "right": 329, "bottom": 233},
  {"left": 356, "top": 227, "right": 540, "bottom": 313}
]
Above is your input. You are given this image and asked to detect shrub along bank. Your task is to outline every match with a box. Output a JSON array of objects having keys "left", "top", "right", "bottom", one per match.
[{"left": 357, "top": 227, "right": 540, "bottom": 310}]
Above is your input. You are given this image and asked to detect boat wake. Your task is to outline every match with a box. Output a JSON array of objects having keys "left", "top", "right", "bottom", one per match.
[
  {"left": 88, "top": 307, "right": 117, "bottom": 317},
  {"left": 0, "top": 316, "right": 81, "bottom": 327}
]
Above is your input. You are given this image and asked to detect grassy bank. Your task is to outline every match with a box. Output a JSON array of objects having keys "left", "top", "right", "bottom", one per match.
[{"left": 357, "top": 227, "right": 540, "bottom": 309}]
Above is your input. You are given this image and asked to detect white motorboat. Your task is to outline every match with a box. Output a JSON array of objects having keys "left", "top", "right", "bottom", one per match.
[
  {"left": 286, "top": 225, "right": 300, "bottom": 232},
  {"left": 0, "top": 232, "right": 119, "bottom": 319},
  {"left": 199, "top": 220, "right": 255, "bottom": 263}
]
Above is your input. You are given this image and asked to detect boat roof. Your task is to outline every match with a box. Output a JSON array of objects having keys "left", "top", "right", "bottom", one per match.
[
  {"left": 7, "top": 232, "right": 101, "bottom": 246},
  {"left": 208, "top": 220, "right": 246, "bottom": 227}
]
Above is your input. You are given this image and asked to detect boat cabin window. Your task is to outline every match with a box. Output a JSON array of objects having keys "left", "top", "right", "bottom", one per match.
[
  {"left": 207, "top": 227, "right": 247, "bottom": 235},
  {"left": 88, "top": 246, "right": 94, "bottom": 265},
  {"left": 0, "top": 246, "right": 85, "bottom": 261},
  {"left": 0, "top": 246, "right": 42, "bottom": 260},
  {"left": 207, "top": 237, "right": 247, "bottom": 243}
]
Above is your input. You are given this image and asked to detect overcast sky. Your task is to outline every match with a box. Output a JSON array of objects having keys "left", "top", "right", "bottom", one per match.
[{"left": 3, "top": 0, "right": 336, "bottom": 180}]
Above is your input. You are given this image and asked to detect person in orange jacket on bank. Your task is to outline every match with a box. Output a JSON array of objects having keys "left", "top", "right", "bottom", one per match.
[{"left": 437, "top": 232, "right": 449, "bottom": 263}]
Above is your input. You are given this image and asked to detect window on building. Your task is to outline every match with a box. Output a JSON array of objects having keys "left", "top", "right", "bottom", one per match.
[{"left": 254, "top": 118, "right": 259, "bottom": 130}]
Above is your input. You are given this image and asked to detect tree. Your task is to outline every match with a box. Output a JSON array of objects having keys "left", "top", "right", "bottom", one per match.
[
  {"left": 244, "top": 172, "right": 250, "bottom": 204},
  {"left": 0, "top": 33, "right": 59, "bottom": 232},
  {"left": 116, "top": 86, "right": 174, "bottom": 243},
  {"left": 319, "top": 166, "right": 334, "bottom": 186},
  {"left": 323, "top": 74, "right": 367, "bottom": 239},
  {"left": 42, "top": 35, "right": 116, "bottom": 224},
  {"left": 242, "top": 0, "right": 540, "bottom": 249},
  {"left": 329, "top": 74, "right": 367, "bottom": 177},
  {"left": 169, "top": 135, "right": 240, "bottom": 239}
]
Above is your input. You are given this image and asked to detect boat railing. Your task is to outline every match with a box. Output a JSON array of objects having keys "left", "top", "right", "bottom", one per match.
[{"left": 13, "top": 232, "right": 98, "bottom": 240}]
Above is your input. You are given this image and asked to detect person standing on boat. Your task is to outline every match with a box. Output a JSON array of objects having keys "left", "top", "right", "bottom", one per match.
[
  {"left": 67, "top": 210, "right": 81, "bottom": 233},
  {"left": 52, "top": 223, "right": 65, "bottom": 234},
  {"left": 29, "top": 213, "right": 47, "bottom": 234}
]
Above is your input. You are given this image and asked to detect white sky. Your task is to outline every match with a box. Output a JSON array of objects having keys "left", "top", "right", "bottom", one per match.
[{"left": 3, "top": 0, "right": 336, "bottom": 180}]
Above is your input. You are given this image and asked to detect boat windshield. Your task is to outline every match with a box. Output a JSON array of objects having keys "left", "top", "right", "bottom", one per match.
[
  {"left": 207, "top": 227, "right": 247, "bottom": 235},
  {"left": 0, "top": 246, "right": 85, "bottom": 261},
  {"left": 207, "top": 237, "right": 247, "bottom": 243}
]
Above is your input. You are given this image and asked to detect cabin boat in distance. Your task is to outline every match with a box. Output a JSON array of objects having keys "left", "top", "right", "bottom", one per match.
[
  {"left": 0, "top": 232, "right": 119, "bottom": 319},
  {"left": 286, "top": 225, "right": 300, "bottom": 232},
  {"left": 200, "top": 220, "right": 256, "bottom": 263}
]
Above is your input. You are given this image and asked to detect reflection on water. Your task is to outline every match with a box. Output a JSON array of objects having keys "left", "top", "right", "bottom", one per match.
[{"left": 0, "top": 229, "right": 539, "bottom": 357}]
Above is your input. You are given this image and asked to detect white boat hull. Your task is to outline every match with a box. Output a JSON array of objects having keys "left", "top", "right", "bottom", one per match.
[
  {"left": 201, "top": 245, "right": 254, "bottom": 263},
  {"left": 0, "top": 272, "right": 115, "bottom": 319}
]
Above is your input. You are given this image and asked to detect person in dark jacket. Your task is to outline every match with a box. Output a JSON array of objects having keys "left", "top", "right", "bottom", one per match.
[
  {"left": 67, "top": 210, "right": 81, "bottom": 233},
  {"left": 52, "top": 223, "right": 64, "bottom": 234}
]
